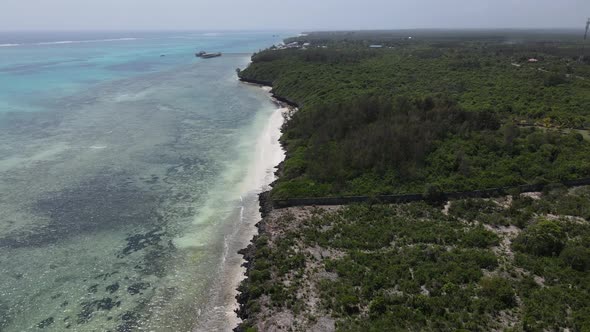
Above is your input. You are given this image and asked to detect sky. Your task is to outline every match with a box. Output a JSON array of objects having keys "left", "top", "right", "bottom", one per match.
[{"left": 1, "top": 0, "right": 589, "bottom": 31}]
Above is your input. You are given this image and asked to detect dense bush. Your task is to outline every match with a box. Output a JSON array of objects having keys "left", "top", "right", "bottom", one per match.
[
  {"left": 237, "top": 31, "right": 590, "bottom": 331},
  {"left": 560, "top": 245, "right": 590, "bottom": 271},
  {"left": 238, "top": 187, "right": 590, "bottom": 331},
  {"left": 544, "top": 73, "right": 568, "bottom": 87},
  {"left": 270, "top": 95, "right": 590, "bottom": 198},
  {"left": 479, "top": 276, "right": 517, "bottom": 310},
  {"left": 462, "top": 226, "right": 500, "bottom": 248},
  {"left": 242, "top": 46, "right": 590, "bottom": 199},
  {"left": 241, "top": 40, "right": 590, "bottom": 127},
  {"left": 513, "top": 220, "right": 566, "bottom": 256}
]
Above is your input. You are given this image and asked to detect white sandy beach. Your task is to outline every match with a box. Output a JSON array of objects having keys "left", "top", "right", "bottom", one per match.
[{"left": 193, "top": 89, "right": 288, "bottom": 331}]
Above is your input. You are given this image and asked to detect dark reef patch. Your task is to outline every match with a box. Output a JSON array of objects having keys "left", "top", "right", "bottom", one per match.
[
  {"left": 106, "top": 282, "right": 120, "bottom": 294},
  {"left": 119, "top": 228, "right": 164, "bottom": 257},
  {"left": 96, "top": 271, "right": 119, "bottom": 281},
  {"left": 37, "top": 317, "right": 54, "bottom": 328},
  {"left": 117, "top": 311, "right": 140, "bottom": 332},
  {"left": 77, "top": 298, "right": 121, "bottom": 324},
  {"left": 0, "top": 175, "right": 161, "bottom": 248},
  {"left": 143, "top": 175, "right": 159, "bottom": 184},
  {"left": 137, "top": 244, "right": 173, "bottom": 277},
  {"left": 0, "top": 301, "right": 12, "bottom": 330},
  {"left": 0, "top": 109, "right": 64, "bottom": 139},
  {"left": 127, "top": 282, "right": 150, "bottom": 295},
  {"left": 88, "top": 284, "right": 99, "bottom": 294}
]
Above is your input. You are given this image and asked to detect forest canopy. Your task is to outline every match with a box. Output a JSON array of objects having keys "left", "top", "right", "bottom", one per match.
[{"left": 239, "top": 32, "right": 590, "bottom": 198}]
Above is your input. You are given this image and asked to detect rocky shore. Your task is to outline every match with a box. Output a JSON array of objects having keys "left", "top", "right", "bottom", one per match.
[
  {"left": 234, "top": 192, "right": 340, "bottom": 332},
  {"left": 238, "top": 77, "right": 300, "bottom": 109},
  {"left": 234, "top": 191, "right": 272, "bottom": 331},
  {"left": 232, "top": 78, "right": 299, "bottom": 331}
]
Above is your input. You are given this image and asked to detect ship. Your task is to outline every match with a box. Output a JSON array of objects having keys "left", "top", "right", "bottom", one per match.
[{"left": 195, "top": 51, "right": 222, "bottom": 58}]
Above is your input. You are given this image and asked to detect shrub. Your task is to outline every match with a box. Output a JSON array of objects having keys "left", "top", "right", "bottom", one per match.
[
  {"left": 479, "top": 276, "right": 517, "bottom": 310},
  {"left": 462, "top": 226, "right": 500, "bottom": 248},
  {"left": 543, "top": 73, "right": 567, "bottom": 87},
  {"left": 423, "top": 184, "right": 446, "bottom": 203},
  {"left": 369, "top": 296, "right": 387, "bottom": 315},
  {"left": 560, "top": 245, "right": 590, "bottom": 272},
  {"left": 513, "top": 220, "right": 566, "bottom": 256},
  {"left": 338, "top": 294, "right": 360, "bottom": 315}
]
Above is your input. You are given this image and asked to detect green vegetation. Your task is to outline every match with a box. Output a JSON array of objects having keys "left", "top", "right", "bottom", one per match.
[
  {"left": 239, "top": 31, "right": 590, "bottom": 199},
  {"left": 251, "top": 31, "right": 590, "bottom": 119},
  {"left": 237, "top": 30, "right": 590, "bottom": 332},
  {"left": 271, "top": 96, "right": 590, "bottom": 198},
  {"left": 238, "top": 187, "right": 590, "bottom": 331},
  {"left": 512, "top": 219, "right": 565, "bottom": 256}
]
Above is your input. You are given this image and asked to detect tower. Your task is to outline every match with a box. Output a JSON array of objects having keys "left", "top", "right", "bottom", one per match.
[{"left": 582, "top": 18, "right": 590, "bottom": 62}]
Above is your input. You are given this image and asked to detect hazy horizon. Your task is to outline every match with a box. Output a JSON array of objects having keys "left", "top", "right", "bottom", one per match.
[
  {"left": 0, "top": 28, "right": 587, "bottom": 33},
  {"left": 1, "top": 0, "right": 588, "bottom": 31}
]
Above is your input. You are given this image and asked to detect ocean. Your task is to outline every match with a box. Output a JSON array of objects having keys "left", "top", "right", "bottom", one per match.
[{"left": 0, "top": 31, "right": 286, "bottom": 331}]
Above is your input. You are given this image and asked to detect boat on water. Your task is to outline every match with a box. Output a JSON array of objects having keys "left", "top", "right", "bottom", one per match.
[{"left": 196, "top": 51, "right": 222, "bottom": 58}]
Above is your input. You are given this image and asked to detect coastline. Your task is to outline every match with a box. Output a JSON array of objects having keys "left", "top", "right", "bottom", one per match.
[
  {"left": 229, "top": 80, "right": 300, "bottom": 332},
  {"left": 235, "top": 204, "right": 342, "bottom": 332},
  {"left": 233, "top": 192, "right": 282, "bottom": 332},
  {"left": 0, "top": 33, "right": 297, "bottom": 332},
  {"left": 193, "top": 81, "right": 293, "bottom": 332},
  {"left": 238, "top": 77, "right": 300, "bottom": 109},
  {"left": 228, "top": 31, "right": 590, "bottom": 332}
]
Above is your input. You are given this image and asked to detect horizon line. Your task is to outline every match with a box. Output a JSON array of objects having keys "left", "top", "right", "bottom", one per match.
[{"left": 0, "top": 26, "right": 586, "bottom": 33}]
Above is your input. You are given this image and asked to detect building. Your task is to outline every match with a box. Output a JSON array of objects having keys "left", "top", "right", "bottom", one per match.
[{"left": 285, "top": 42, "right": 301, "bottom": 49}]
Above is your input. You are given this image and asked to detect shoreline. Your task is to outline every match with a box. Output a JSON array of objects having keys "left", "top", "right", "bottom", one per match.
[
  {"left": 238, "top": 77, "right": 300, "bottom": 109},
  {"left": 197, "top": 81, "right": 291, "bottom": 332},
  {"left": 235, "top": 203, "right": 342, "bottom": 332},
  {"left": 233, "top": 191, "right": 277, "bottom": 332},
  {"left": 229, "top": 81, "right": 300, "bottom": 332},
  {"left": 229, "top": 31, "right": 590, "bottom": 331}
]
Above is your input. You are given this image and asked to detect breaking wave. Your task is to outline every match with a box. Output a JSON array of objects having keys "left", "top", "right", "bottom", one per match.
[
  {"left": 0, "top": 38, "right": 141, "bottom": 48},
  {"left": 36, "top": 38, "right": 141, "bottom": 45}
]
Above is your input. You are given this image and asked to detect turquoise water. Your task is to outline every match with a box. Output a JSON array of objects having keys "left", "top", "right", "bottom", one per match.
[
  {"left": 0, "top": 32, "right": 286, "bottom": 331},
  {"left": 0, "top": 32, "right": 277, "bottom": 112}
]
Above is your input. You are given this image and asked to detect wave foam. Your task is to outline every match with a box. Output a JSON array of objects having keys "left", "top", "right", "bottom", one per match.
[
  {"left": 0, "top": 44, "right": 19, "bottom": 47},
  {"left": 35, "top": 38, "right": 140, "bottom": 46}
]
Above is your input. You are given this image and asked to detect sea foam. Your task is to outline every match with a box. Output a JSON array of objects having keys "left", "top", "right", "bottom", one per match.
[
  {"left": 35, "top": 38, "right": 140, "bottom": 46},
  {"left": 0, "top": 38, "right": 141, "bottom": 48}
]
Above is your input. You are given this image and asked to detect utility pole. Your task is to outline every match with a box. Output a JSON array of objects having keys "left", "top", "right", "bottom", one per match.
[{"left": 582, "top": 18, "right": 590, "bottom": 62}]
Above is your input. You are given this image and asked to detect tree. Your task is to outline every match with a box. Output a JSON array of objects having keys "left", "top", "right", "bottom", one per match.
[
  {"left": 560, "top": 245, "right": 590, "bottom": 272},
  {"left": 543, "top": 73, "right": 566, "bottom": 87},
  {"left": 513, "top": 220, "right": 566, "bottom": 256},
  {"left": 479, "top": 276, "right": 517, "bottom": 310},
  {"left": 502, "top": 124, "right": 520, "bottom": 146},
  {"left": 423, "top": 184, "right": 446, "bottom": 203}
]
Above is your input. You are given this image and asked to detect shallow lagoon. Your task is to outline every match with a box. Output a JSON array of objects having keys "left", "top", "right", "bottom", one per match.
[{"left": 0, "top": 32, "right": 284, "bottom": 331}]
